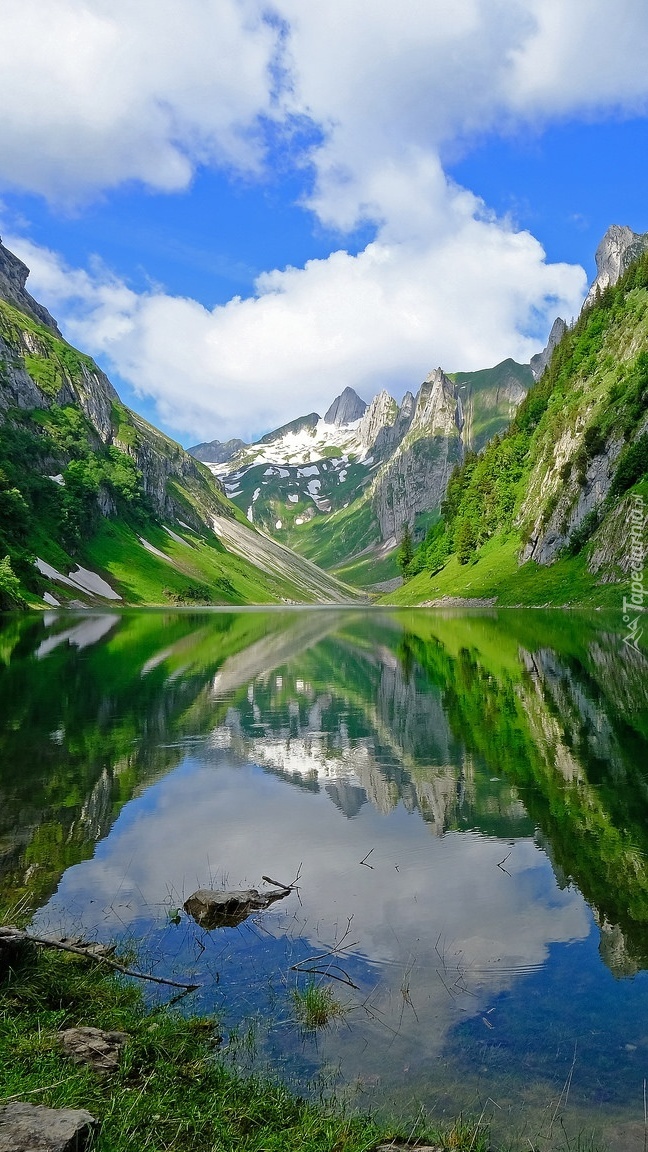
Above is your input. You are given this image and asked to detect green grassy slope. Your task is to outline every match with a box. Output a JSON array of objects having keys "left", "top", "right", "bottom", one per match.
[
  {"left": 451, "top": 358, "right": 533, "bottom": 451},
  {"left": 392, "top": 253, "right": 648, "bottom": 605},
  {"left": 0, "top": 297, "right": 358, "bottom": 607}
]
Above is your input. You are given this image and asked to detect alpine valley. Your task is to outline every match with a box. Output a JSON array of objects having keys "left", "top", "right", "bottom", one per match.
[{"left": 1, "top": 225, "right": 648, "bottom": 609}]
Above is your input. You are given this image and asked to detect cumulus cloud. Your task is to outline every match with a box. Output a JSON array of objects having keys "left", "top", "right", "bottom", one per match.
[
  {"left": 7, "top": 205, "right": 585, "bottom": 443},
  {"left": 0, "top": 0, "right": 279, "bottom": 200},
  {"left": 1, "top": 1, "right": 647, "bottom": 211},
  {"left": 4, "top": 1, "right": 648, "bottom": 438}
]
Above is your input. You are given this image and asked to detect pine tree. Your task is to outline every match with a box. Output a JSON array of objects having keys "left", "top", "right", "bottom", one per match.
[{"left": 397, "top": 523, "right": 414, "bottom": 575}]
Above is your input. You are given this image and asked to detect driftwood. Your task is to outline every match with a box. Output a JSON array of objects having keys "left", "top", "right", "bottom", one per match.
[{"left": 0, "top": 926, "right": 199, "bottom": 993}]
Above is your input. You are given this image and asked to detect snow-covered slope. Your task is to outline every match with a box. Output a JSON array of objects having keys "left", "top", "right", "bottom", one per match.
[
  {"left": 192, "top": 388, "right": 383, "bottom": 531},
  {"left": 189, "top": 364, "right": 531, "bottom": 570}
]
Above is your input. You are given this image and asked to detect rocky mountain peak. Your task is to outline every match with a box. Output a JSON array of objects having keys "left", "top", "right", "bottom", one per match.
[
  {"left": 324, "top": 386, "right": 367, "bottom": 426},
  {"left": 530, "top": 317, "right": 567, "bottom": 381},
  {"left": 189, "top": 437, "right": 246, "bottom": 464},
  {"left": 0, "top": 237, "right": 62, "bottom": 336},
  {"left": 584, "top": 224, "right": 648, "bottom": 308},
  {"left": 357, "top": 389, "right": 398, "bottom": 449},
  {"left": 412, "top": 368, "right": 461, "bottom": 436}
]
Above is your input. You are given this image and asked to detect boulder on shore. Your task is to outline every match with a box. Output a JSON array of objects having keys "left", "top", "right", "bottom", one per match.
[
  {"left": 0, "top": 1102, "right": 97, "bottom": 1152},
  {"left": 59, "top": 1026, "right": 129, "bottom": 1076}
]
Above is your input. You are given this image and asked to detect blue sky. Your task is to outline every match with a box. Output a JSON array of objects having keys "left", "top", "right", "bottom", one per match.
[{"left": 1, "top": 1, "right": 648, "bottom": 445}]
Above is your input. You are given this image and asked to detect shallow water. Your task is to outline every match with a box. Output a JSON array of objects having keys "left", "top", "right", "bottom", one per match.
[{"left": 2, "top": 607, "right": 648, "bottom": 1148}]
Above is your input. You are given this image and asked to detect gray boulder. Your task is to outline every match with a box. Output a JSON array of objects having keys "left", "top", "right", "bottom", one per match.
[
  {"left": 183, "top": 886, "right": 290, "bottom": 929},
  {"left": 59, "top": 1026, "right": 129, "bottom": 1075},
  {"left": 0, "top": 1103, "right": 97, "bottom": 1152}
]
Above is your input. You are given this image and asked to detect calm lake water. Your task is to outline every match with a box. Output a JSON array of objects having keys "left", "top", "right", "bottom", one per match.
[{"left": 2, "top": 607, "right": 648, "bottom": 1148}]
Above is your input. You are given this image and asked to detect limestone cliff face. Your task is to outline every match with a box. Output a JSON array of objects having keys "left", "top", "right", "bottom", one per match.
[
  {"left": 121, "top": 412, "right": 225, "bottom": 525},
  {"left": 370, "top": 368, "right": 464, "bottom": 540},
  {"left": 584, "top": 224, "right": 648, "bottom": 308},
  {"left": 0, "top": 312, "right": 119, "bottom": 440},
  {"left": 521, "top": 434, "right": 625, "bottom": 565},
  {"left": 357, "top": 389, "right": 399, "bottom": 452},
  {"left": 324, "top": 386, "right": 367, "bottom": 425},
  {"left": 530, "top": 318, "right": 567, "bottom": 382}
]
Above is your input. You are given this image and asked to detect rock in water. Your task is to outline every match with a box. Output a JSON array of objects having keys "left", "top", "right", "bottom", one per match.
[
  {"left": 0, "top": 1102, "right": 97, "bottom": 1152},
  {"left": 183, "top": 886, "right": 290, "bottom": 929}
]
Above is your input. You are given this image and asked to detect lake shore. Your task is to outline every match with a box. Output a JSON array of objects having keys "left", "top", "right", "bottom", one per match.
[{"left": 0, "top": 929, "right": 491, "bottom": 1152}]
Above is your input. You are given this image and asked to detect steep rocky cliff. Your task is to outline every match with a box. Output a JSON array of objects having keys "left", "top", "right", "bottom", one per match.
[
  {"left": 369, "top": 368, "right": 464, "bottom": 540},
  {"left": 0, "top": 236, "right": 225, "bottom": 528},
  {"left": 530, "top": 318, "right": 567, "bottom": 382},
  {"left": 389, "top": 229, "right": 648, "bottom": 606},
  {"left": 0, "top": 240, "right": 61, "bottom": 335},
  {"left": 584, "top": 224, "right": 648, "bottom": 308}
]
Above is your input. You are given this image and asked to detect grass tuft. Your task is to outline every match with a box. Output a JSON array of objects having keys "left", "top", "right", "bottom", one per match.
[{"left": 291, "top": 980, "right": 348, "bottom": 1030}]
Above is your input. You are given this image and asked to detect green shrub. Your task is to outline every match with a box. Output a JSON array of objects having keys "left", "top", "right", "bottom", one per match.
[
  {"left": 609, "top": 433, "right": 648, "bottom": 499},
  {"left": 0, "top": 555, "right": 26, "bottom": 609}
]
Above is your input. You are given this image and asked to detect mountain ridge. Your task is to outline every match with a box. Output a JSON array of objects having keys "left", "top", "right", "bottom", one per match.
[{"left": 0, "top": 237, "right": 361, "bottom": 608}]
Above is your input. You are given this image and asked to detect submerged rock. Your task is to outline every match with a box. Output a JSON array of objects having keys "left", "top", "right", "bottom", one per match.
[
  {"left": 0, "top": 1102, "right": 97, "bottom": 1152},
  {"left": 183, "top": 886, "right": 290, "bottom": 929}
]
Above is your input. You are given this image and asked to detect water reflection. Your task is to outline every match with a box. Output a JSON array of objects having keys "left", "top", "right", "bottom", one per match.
[{"left": 2, "top": 607, "right": 648, "bottom": 1146}]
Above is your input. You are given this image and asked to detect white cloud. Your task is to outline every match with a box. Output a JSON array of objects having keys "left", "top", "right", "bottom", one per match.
[
  {"left": 1, "top": 1, "right": 647, "bottom": 214},
  {"left": 4, "top": 1, "right": 648, "bottom": 439},
  {"left": 0, "top": 0, "right": 279, "bottom": 200},
  {"left": 277, "top": 0, "right": 648, "bottom": 233},
  {"left": 6, "top": 219, "right": 585, "bottom": 443},
  {"left": 507, "top": 0, "right": 648, "bottom": 117}
]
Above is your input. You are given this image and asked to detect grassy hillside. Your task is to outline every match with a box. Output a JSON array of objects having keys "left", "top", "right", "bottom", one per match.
[
  {"left": 390, "top": 253, "right": 648, "bottom": 605},
  {"left": 0, "top": 296, "right": 357, "bottom": 608}
]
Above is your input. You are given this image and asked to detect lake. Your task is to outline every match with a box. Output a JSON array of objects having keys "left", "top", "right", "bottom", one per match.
[{"left": 2, "top": 607, "right": 648, "bottom": 1149}]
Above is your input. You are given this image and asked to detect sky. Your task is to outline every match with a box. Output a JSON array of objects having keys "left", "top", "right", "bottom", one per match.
[{"left": 1, "top": 1, "right": 648, "bottom": 447}]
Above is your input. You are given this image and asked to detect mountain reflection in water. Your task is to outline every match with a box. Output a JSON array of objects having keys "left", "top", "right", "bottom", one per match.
[{"left": 1, "top": 607, "right": 648, "bottom": 1149}]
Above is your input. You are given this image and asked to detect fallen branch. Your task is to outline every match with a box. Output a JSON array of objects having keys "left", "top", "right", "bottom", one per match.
[{"left": 0, "top": 926, "right": 199, "bottom": 993}]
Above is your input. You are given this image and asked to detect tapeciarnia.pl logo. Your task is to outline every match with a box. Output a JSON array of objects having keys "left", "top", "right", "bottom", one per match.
[{"left": 622, "top": 492, "right": 646, "bottom": 651}]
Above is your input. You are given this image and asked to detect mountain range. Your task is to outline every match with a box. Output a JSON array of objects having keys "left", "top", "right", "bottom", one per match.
[
  {"left": 188, "top": 224, "right": 648, "bottom": 591},
  {"left": 1, "top": 223, "right": 647, "bottom": 608},
  {"left": 189, "top": 360, "right": 533, "bottom": 583}
]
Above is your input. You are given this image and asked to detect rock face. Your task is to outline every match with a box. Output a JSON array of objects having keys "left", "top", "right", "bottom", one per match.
[
  {"left": 370, "top": 368, "right": 463, "bottom": 540},
  {"left": 0, "top": 238, "right": 62, "bottom": 335},
  {"left": 584, "top": 224, "right": 648, "bottom": 308},
  {"left": 530, "top": 317, "right": 567, "bottom": 381},
  {"left": 0, "top": 238, "right": 230, "bottom": 528},
  {"left": 521, "top": 435, "right": 624, "bottom": 565},
  {"left": 357, "top": 389, "right": 399, "bottom": 451},
  {"left": 323, "top": 386, "right": 367, "bottom": 425},
  {"left": 0, "top": 1102, "right": 97, "bottom": 1152},
  {"left": 189, "top": 437, "right": 246, "bottom": 464},
  {"left": 0, "top": 325, "right": 119, "bottom": 441}
]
